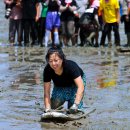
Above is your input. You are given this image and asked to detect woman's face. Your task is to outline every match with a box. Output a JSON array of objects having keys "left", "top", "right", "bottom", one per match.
[{"left": 48, "top": 53, "right": 63, "bottom": 72}]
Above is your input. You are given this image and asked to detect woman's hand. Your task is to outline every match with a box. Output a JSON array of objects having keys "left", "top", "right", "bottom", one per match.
[{"left": 69, "top": 103, "right": 78, "bottom": 114}]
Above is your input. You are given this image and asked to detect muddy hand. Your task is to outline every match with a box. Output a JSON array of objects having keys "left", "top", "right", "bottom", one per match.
[{"left": 69, "top": 103, "right": 78, "bottom": 114}]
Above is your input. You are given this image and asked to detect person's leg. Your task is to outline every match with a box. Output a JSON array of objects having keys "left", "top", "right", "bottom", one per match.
[
  {"left": 124, "top": 18, "right": 130, "bottom": 46},
  {"left": 71, "top": 17, "right": 80, "bottom": 46},
  {"left": 113, "top": 22, "right": 120, "bottom": 46},
  {"left": 23, "top": 19, "right": 30, "bottom": 45},
  {"left": 107, "top": 30, "right": 112, "bottom": 46},
  {"left": 51, "top": 87, "right": 66, "bottom": 109},
  {"left": 44, "top": 12, "right": 53, "bottom": 47},
  {"left": 67, "top": 20, "right": 75, "bottom": 46},
  {"left": 53, "top": 13, "right": 60, "bottom": 45},
  {"left": 16, "top": 19, "right": 23, "bottom": 45},
  {"left": 44, "top": 29, "right": 51, "bottom": 47},
  {"left": 127, "top": 32, "right": 130, "bottom": 46},
  {"left": 100, "top": 23, "right": 110, "bottom": 46},
  {"left": 38, "top": 17, "right": 46, "bottom": 46},
  {"left": 9, "top": 19, "right": 16, "bottom": 45},
  {"left": 30, "top": 19, "right": 38, "bottom": 46},
  {"left": 53, "top": 28, "right": 60, "bottom": 45},
  {"left": 61, "top": 21, "right": 68, "bottom": 46}
]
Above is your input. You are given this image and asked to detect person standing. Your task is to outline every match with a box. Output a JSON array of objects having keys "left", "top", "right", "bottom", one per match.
[
  {"left": 120, "top": 0, "right": 130, "bottom": 47},
  {"left": 36, "top": 0, "right": 48, "bottom": 47},
  {"left": 43, "top": 46, "right": 86, "bottom": 112},
  {"left": 60, "top": 0, "right": 77, "bottom": 47},
  {"left": 22, "top": 0, "right": 38, "bottom": 46},
  {"left": 43, "top": 0, "right": 61, "bottom": 47},
  {"left": 4, "top": 0, "right": 23, "bottom": 46},
  {"left": 99, "top": 0, "right": 120, "bottom": 47}
]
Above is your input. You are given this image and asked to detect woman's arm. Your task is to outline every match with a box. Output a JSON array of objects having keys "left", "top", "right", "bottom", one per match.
[
  {"left": 59, "top": 4, "right": 68, "bottom": 12},
  {"left": 44, "top": 82, "right": 51, "bottom": 111},
  {"left": 68, "top": 5, "right": 77, "bottom": 12},
  {"left": 116, "top": 8, "right": 120, "bottom": 23},
  {"left": 35, "top": 2, "right": 40, "bottom": 22},
  {"left": 74, "top": 76, "right": 84, "bottom": 105},
  {"left": 55, "top": 0, "right": 61, "bottom": 6}
]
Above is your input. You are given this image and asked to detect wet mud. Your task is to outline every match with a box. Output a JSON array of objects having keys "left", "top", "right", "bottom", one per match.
[
  {"left": 0, "top": 1, "right": 130, "bottom": 130},
  {"left": 0, "top": 46, "right": 130, "bottom": 130}
]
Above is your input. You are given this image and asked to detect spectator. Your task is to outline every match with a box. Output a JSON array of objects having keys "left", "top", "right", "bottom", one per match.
[
  {"left": 36, "top": 0, "right": 48, "bottom": 47},
  {"left": 44, "top": 0, "right": 61, "bottom": 47},
  {"left": 99, "top": 0, "right": 120, "bottom": 47},
  {"left": 88, "top": 0, "right": 100, "bottom": 28},
  {"left": 120, "top": 0, "right": 130, "bottom": 47},
  {"left": 4, "top": 0, "right": 23, "bottom": 46},
  {"left": 22, "top": 0, "right": 38, "bottom": 46},
  {"left": 60, "top": 0, "right": 77, "bottom": 47}
]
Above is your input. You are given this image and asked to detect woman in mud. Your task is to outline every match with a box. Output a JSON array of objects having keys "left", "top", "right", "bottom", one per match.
[{"left": 43, "top": 46, "right": 86, "bottom": 113}]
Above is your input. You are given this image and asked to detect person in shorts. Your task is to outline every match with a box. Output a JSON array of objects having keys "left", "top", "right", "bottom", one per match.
[
  {"left": 44, "top": 0, "right": 61, "bottom": 47},
  {"left": 59, "top": 0, "right": 77, "bottom": 46}
]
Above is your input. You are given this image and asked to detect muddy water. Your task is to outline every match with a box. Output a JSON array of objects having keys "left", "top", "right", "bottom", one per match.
[
  {"left": 1, "top": 1, "right": 130, "bottom": 130},
  {"left": 0, "top": 46, "right": 130, "bottom": 130}
]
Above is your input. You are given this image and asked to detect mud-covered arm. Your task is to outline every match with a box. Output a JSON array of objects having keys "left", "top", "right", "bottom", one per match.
[
  {"left": 74, "top": 76, "right": 84, "bottom": 105},
  {"left": 44, "top": 82, "right": 51, "bottom": 111}
]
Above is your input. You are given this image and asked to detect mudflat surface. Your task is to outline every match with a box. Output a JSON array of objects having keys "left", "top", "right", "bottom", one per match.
[{"left": 0, "top": 1, "right": 130, "bottom": 130}]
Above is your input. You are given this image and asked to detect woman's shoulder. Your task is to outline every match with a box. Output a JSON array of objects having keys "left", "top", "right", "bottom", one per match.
[
  {"left": 44, "top": 64, "right": 52, "bottom": 71},
  {"left": 64, "top": 60, "right": 78, "bottom": 67}
]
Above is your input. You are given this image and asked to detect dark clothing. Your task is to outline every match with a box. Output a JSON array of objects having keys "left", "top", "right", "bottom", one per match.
[
  {"left": 48, "top": 0, "right": 60, "bottom": 12},
  {"left": 22, "top": 0, "right": 38, "bottom": 45},
  {"left": 9, "top": 19, "right": 23, "bottom": 43},
  {"left": 100, "top": 22, "right": 120, "bottom": 46},
  {"left": 60, "top": 0, "right": 77, "bottom": 21},
  {"left": 22, "top": 0, "right": 37, "bottom": 19},
  {"left": 37, "top": 17, "right": 46, "bottom": 45},
  {"left": 44, "top": 60, "right": 84, "bottom": 87},
  {"left": 123, "top": 15, "right": 130, "bottom": 34},
  {"left": 22, "top": 19, "right": 38, "bottom": 44}
]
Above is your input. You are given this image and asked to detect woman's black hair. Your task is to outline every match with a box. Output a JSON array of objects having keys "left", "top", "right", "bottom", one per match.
[{"left": 45, "top": 45, "right": 66, "bottom": 63}]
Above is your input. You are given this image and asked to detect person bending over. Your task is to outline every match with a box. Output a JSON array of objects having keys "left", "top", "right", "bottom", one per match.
[{"left": 43, "top": 46, "right": 86, "bottom": 113}]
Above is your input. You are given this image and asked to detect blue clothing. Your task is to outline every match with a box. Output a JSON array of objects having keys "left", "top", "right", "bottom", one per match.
[{"left": 51, "top": 73, "right": 86, "bottom": 109}]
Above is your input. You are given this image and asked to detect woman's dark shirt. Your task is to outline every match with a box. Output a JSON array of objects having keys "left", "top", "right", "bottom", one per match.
[
  {"left": 47, "top": 0, "right": 60, "bottom": 12},
  {"left": 22, "top": 0, "right": 37, "bottom": 19},
  {"left": 60, "top": 0, "right": 77, "bottom": 21},
  {"left": 43, "top": 60, "right": 84, "bottom": 87}
]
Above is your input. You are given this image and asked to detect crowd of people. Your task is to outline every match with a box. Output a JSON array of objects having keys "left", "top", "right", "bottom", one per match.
[{"left": 4, "top": 0, "right": 130, "bottom": 47}]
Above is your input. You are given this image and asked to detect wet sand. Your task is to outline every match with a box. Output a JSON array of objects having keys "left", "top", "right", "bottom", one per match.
[{"left": 0, "top": 1, "right": 130, "bottom": 130}]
